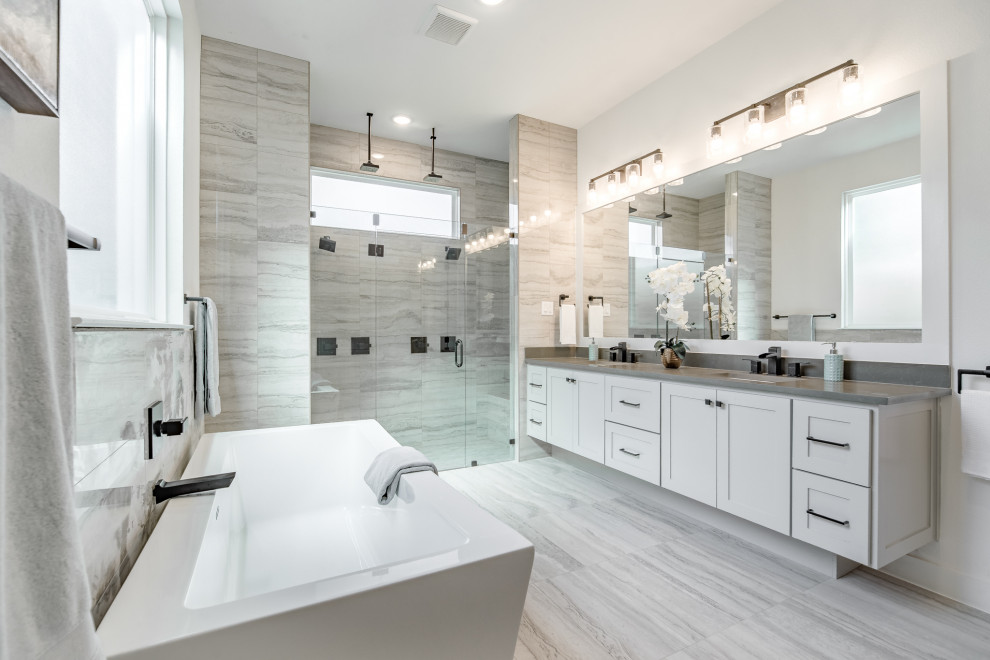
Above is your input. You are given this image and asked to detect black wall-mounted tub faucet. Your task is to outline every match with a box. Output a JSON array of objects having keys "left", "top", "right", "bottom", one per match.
[{"left": 153, "top": 472, "right": 235, "bottom": 504}]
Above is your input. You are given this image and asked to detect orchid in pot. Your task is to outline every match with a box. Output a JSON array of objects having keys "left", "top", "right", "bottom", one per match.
[
  {"left": 700, "top": 264, "right": 736, "bottom": 339},
  {"left": 646, "top": 261, "right": 696, "bottom": 368}
]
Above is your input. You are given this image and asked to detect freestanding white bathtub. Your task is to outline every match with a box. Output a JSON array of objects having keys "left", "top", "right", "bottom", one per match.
[{"left": 97, "top": 421, "right": 534, "bottom": 660}]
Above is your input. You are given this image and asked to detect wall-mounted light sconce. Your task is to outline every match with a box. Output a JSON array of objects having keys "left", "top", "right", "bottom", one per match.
[
  {"left": 588, "top": 148, "right": 664, "bottom": 207},
  {"left": 708, "top": 59, "right": 859, "bottom": 156}
]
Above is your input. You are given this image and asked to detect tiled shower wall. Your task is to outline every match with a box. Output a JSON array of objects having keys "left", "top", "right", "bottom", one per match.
[
  {"left": 73, "top": 329, "right": 201, "bottom": 625},
  {"left": 726, "top": 171, "right": 772, "bottom": 340},
  {"left": 511, "top": 115, "right": 578, "bottom": 460},
  {"left": 199, "top": 37, "right": 311, "bottom": 431},
  {"left": 309, "top": 125, "right": 511, "bottom": 469}
]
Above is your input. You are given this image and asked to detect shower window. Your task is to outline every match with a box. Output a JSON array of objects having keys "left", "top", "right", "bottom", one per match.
[
  {"left": 841, "top": 176, "right": 922, "bottom": 329},
  {"left": 311, "top": 169, "right": 460, "bottom": 238}
]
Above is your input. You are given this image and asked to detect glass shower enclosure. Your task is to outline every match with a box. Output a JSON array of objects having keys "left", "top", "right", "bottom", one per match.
[{"left": 309, "top": 170, "right": 513, "bottom": 470}]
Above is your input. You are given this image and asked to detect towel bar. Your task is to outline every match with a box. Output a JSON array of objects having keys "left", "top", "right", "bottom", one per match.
[
  {"left": 558, "top": 294, "right": 570, "bottom": 307},
  {"left": 184, "top": 294, "right": 205, "bottom": 303},
  {"left": 957, "top": 367, "right": 990, "bottom": 393},
  {"left": 588, "top": 295, "right": 605, "bottom": 307},
  {"left": 773, "top": 313, "right": 836, "bottom": 319}
]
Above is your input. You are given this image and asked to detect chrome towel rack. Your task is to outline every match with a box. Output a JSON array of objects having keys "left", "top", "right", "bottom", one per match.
[
  {"left": 957, "top": 366, "right": 990, "bottom": 393},
  {"left": 772, "top": 313, "right": 836, "bottom": 319}
]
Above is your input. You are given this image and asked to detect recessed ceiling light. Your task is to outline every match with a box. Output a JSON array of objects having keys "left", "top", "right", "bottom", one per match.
[
  {"left": 855, "top": 107, "right": 882, "bottom": 119},
  {"left": 667, "top": 178, "right": 684, "bottom": 186},
  {"left": 763, "top": 143, "right": 782, "bottom": 151},
  {"left": 644, "top": 187, "right": 660, "bottom": 195},
  {"left": 480, "top": 0, "right": 504, "bottom": 4},
  {"left": 726, "top": 156, "right": 743, "bottom": 164},
  {"left": 805, "top": 126, "right": 827, "bottom": 136},
  {"left": 372, "top": 152, "right": 384, "bottom": 159},
  {"left": 392, "top": 115, "right": 412, "bottom": 125}
]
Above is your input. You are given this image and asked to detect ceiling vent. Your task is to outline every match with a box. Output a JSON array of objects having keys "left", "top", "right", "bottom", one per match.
[{"left": 422, "top": 5, "right": 478, "bottom": 46}]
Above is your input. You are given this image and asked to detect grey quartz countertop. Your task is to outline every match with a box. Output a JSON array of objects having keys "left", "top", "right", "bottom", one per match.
[{"left": 525, "top": 358, "right": 951, "bottom": 406}]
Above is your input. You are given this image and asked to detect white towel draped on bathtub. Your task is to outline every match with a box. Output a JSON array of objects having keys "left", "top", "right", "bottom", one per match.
[
  {"left": 364, "top": 446, "right": 438, "bottom": 504},
  {"left": 0, "top": 173, "right": 104, "bottom": 660}
]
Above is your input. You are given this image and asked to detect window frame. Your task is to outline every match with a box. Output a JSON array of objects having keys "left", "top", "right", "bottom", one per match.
[
  {"left": 840, "top": 175, "right": 923, "bottom": 330},
  {"left": 310, "top": 168, "right": 461, "bottom": 239}
]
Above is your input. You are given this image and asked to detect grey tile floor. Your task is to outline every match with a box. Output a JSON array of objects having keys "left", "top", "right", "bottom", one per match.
[{"left": 441, "top": 458, "right": 990, "bottom": 660}]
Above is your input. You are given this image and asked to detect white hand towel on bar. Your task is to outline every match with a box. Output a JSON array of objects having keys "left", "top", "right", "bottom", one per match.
[
  {"left": 0, "top": 173, "right": 105, "bottom": 660},
  {"left": 587, "top": 304, "right": 605, "bottom": 339},
  {"left": 961, "top": 389, "right": 990, "bottom": 479},
  {"left": 195, "top": 297, "right": 221, "bottom": 416},
  {"left": 559, "top": 303, "right": 577, "bottom": 345}
]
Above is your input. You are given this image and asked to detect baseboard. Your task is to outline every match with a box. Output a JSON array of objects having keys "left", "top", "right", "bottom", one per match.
[{"left": 879, "top": 553, "right": 990, "bottom": 615}]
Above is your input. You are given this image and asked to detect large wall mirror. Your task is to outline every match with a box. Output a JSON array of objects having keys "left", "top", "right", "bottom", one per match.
[{"left": 582, "top": 93, "right": 922, "bottom": 345}]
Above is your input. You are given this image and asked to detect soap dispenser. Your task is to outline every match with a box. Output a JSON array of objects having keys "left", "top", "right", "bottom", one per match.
[
  {"left": 588, "top": 338, "right": 598, "bottom": 361},
  {"left": 822, "top": 342, "right": 844, "bottom": 382}
]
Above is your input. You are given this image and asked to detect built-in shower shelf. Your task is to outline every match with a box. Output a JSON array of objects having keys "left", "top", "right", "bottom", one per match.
[{"left": 311, "top": 384, "right": 340, "bottom": 394}]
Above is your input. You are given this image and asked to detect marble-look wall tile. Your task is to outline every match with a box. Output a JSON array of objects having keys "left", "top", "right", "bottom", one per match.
[
  {"left": 727, "top": 171, "right": 772, "bottom": 340},
  {"left": 200, "top": 39, "right": 311, "bottom": 433},
  {"left": 73, "top": 329, "right": 202, "bottom": 625}
]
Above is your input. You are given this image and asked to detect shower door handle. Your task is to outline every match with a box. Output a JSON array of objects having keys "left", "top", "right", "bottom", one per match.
[{"left": 454, "top": 339, "right": 464, "bottom": 368}]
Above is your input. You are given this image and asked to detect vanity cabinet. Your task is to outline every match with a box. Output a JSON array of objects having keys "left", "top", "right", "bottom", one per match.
[
  {"left": 525, "top": 366, "right": 547, "bottom": 442},
  {"left": 546, "top": 368, "right": 605, "bottom": 462},
  {"left": 661, "top": 383, "right": 791, "bottom": 533}
]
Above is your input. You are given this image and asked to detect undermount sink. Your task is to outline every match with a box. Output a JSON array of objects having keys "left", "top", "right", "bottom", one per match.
[{"left": 726, "top": 376, "right": 781, "bottom": 384}]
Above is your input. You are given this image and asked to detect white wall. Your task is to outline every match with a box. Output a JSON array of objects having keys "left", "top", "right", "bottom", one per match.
[
  {"left": 0, "top": 97, "right": 59, "bottom": 204},
  {"left": 770, "top": 136, "right": 920, "bottom": 330},
  {"left": 576, "top": 0, "right": 990, "bottom": 612},
  {"left": 178, "top": 0, "right": 201, "bottom": 306}
]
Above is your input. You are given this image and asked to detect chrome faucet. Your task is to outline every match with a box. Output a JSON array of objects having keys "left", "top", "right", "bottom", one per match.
[
  {"left": 153, "top": 472, "right": 236, "bottom": 504},
  {"left": 759, "top": 346, "right": 784, "bottom": 376}
]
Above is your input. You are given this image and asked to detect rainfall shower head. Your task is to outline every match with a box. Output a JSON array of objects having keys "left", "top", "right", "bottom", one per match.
[
  {"left": 360, "top": 112, "right": 380, "bottom": 173},
  {"left": 424, "top": 128, "right": 443, "bottom": 183},
  {"left": 319, "top": 236, "right": 336, "bottom": 252},
  {"left": 656, "top": 185, "right": 673, "bottom": 219},
  {"left": 444, "top": 247, "right": 461, "bottom": 260}
]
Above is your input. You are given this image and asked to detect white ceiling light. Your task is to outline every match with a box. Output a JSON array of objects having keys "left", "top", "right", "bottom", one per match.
[
  {"left": 392, "top": 115, "right": 412, "bottom": 125},
  {"left": 668, "top": 178, "right": 684, "bottom": 186},
  {"left": 763, "top": 142, "right": 782, "bottom": 151},
  {"left": 479, "top": 0, "right": 503, "bottom": 4},
  {"left": 726, "top": 156, "right": 743, "bottom": 164},
  {"left": 805, "top": 127, "right": 827, "bottom": 136},
  {"left": 854, "top": 107, "right": 882, "bottom": 119},
  {"left": 372, "top": 152, "right": 384, "bottom": 159}
]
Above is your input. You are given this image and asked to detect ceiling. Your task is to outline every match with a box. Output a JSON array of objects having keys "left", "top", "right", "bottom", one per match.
[{"left": 195, "top": 0, "right": 785, "bottom": 161}]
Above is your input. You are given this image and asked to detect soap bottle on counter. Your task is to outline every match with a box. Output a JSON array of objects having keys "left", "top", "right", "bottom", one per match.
[
  {"left": 822, "top": 342, "right": 844, "bottom": 382},
  {"left": 588, "top": 338, "right": 598, "bottom": 361}
]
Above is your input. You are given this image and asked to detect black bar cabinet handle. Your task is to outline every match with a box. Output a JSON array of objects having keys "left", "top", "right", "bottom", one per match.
[
  {"left": 619, "top": 448, "right": 640, "bottom": 458},
  {"left": 807, "top": 509, "right": 849, "bottom": 526},
  {"left": 619, "top": 400, "right": 640, "bottom": 408},
  {"left": 529, "top": 419, "right": 543, "bottom": 425},
  {"left": 807, "top": 436, "right": 850, "bottom": 448},
  {"left": 529, "top": 383, "right": 543, "bottom": 388},
  {"left": 704, "top": 398, "right": 714, "bottom": 406},
  {"left": 715, "top": 401, "right": 725, "bottom": 408}
]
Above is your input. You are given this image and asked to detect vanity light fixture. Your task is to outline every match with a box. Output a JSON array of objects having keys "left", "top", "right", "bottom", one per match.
[
  {"left": 652, "top": 151, "right": 665, "bottom": 177},
  {"left": 424, "top": 128, "right": 443, "bottom": 183},
  {"left": 854, "top": 106, "right": 882, "bottom": 119},
  {"left": 587, "top": 181, "right": 597, "bottom": 204},
  {"left": 839, "top": 63, "right": 862, "bottom": 107},
  {"left": 625, "top": 162, "right": 641, "bottom": 187},
  {"left": 785, "top": 87, "right": 808, "bottom": 126},
  {"left": 707, "top": 124, "right": 724, "bottom": 158},
  {"left": 805, "top": 126, "right": 828, "bottom": 136},
  {"left": 708, "top": 59, "right": 858, "bottom": 150},
  {"left": 360, "top": 113, "right": 380, "bottom": 173}
]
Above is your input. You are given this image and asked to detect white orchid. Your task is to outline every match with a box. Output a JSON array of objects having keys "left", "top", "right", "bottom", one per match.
[
  {"left": 648, "top": 262, "right": 696, "bottom": 332},
  {"left": 700, "top": 263, "right": 736, "bottom": 336}
]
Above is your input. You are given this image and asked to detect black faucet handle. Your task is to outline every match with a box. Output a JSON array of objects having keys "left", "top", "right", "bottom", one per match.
[
  {"left": 154, "top": 417, "right": 187, "bottom": 437},
  {"left": 741, "top": 358, "right": 764, "bottom": 374}
]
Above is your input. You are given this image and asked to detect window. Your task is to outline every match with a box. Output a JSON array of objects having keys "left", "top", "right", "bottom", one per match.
[
  {"left": 628, "top": 216, "right": 661, "bottom": 260},
  {"left": 841, "top": 176, "right": 922, "bottom": 329},
  {"left": 62, "top": 0, "right": 180, "bottom": 321},
  {"left": 311, "top": 169, "right": 460, "bottom": 238}
]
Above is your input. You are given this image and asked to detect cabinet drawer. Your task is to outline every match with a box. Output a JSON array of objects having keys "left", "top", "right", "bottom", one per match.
[
  {"left": 604, "top": 422, "right": 660, "bottom": 485},
  {"left": 605, "top": 376, "right": 661, "bottom": 433},
  {"left": 527, "top": 366, "right": 547, "bottom": 404},
  {"left": 791, "top": 470, "right": 871, "bottom": 564},
  {"left": 793, "top": 400, "right": 872, "bottom": 486},
  {"left": 527, "top": 402, "right": 547, "bottom": 441}
]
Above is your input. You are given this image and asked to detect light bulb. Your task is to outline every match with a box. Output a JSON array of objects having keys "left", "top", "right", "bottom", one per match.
[
  {"left": 587, "top": 181, "right": 597, "bottom": 204},
  {"left": 652, "top": 152, "right": 665, "bottom": 177},
  {"left": 744, "top": 106, "right": 764, "bottom": 143},
  {"left": 488, "top": 232, "right": 495, "bottom": 241},
  {"left": 606, "top": 172, "right": 617, "bottom": 194},
  {"left": 472, "top": 239, "right": 478, "bottom": 246},
  {"left": 786, "top": 87, "right": 807, "bottom": 126},
  {"left": 625, "top": 162, "right": 641, "bottom": 188},
  {"left": 708, "top": 125, "right": 724, "bottom": 158},
  {"left": 840, "top": 64, "right": 862, "bottom": 107}
]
